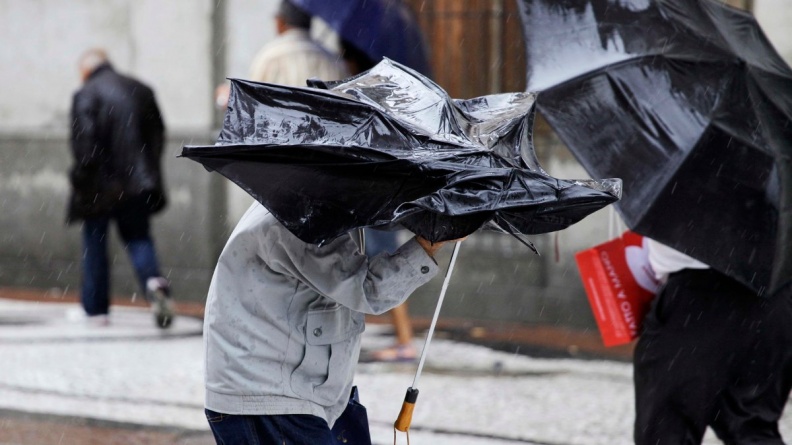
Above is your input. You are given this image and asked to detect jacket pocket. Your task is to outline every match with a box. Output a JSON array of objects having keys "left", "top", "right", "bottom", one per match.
[{"left": 290, "top": 305, "right": 365, "bottom": 406}]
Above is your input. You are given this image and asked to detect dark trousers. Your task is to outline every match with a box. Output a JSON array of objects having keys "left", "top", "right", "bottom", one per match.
[
  {"left": 634, "top": 269, "right": 792, "bottom": 445},
  {"left": 81, "top": 198, "right": 162, "bottom": 316},
  {"left": 205, "top": 410, "right": 335, "bottom": 445}
]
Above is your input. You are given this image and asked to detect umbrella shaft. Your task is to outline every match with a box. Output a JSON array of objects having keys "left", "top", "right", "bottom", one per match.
[{"left": 412, "top": 241, "right": 462, "bottom": 389}]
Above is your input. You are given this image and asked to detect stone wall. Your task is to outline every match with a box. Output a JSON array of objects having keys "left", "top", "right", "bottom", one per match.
[
  {"left": 0, "top": 0, "right": 216, "bottom": 133},
  {"left": 0, "top": 131, "right": 224, "bottom": 301},
  {"left": 0, "top": 129, "right": 608, "bottom": 328},
  {"left": 1, "top": 0, "right": 789, "bottom": 330}
]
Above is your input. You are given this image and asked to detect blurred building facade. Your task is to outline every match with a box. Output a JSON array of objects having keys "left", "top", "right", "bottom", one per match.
[{"left": 0, "top": 0, "right": 789, "bottom": 329}]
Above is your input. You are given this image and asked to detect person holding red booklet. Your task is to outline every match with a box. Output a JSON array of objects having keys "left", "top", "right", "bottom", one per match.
[{"left": 633, "top": 240, "right": 792, "bottom": 445}]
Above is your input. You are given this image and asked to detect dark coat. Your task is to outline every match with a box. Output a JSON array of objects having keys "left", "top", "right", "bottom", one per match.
[{"left": 67, "top": 63, "right": 166, "bottom": 222}]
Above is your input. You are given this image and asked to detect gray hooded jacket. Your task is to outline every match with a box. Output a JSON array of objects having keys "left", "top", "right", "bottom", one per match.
[{"left": 203, "top": 204, "right": 439, "bottom": 426}]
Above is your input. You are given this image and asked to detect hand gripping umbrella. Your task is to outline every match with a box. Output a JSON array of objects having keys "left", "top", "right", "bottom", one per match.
[
  {"left": 518, "top": 0, "right": 792, "bottom": 295},
  {"left": 182, "top": 59, "right": 621, "bottom": 439}
]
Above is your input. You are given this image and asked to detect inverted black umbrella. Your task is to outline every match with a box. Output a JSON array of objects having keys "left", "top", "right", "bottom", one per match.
[
  {"left": 182, "top": 59, "right": 620, "bottom": 246},
  {"left": 518, "top": 0, "right": 792, "bottom": 295},
  {"left": 183, "top": 59, "right": 620, "bottom": 440}
]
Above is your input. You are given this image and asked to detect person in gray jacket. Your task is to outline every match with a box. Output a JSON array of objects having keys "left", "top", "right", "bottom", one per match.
[{"left": 203, "top": 203, "right": 452, "bottom": 444}]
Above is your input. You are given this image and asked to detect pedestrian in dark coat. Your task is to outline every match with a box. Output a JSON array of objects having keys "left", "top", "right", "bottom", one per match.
[
  {"left": 634, "top": 240, "right": 792, "bottom": 445},
  {"left": 68, "top": 48, "right": 173, "bottom": 328}
]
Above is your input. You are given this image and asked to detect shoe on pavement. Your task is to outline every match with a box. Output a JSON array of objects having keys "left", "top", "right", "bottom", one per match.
[
  {"left": 146, "top": 277, "right": 174, "bottom": 329},
  {"left": 86, "top": 314, "right": 110, "bottom": 327},
  {"left": 66, "top": 308, "right": 110, "bottom": 327}
]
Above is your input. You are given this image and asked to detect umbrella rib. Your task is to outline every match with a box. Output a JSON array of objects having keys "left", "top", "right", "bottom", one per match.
[{"left": 537, "top": 53, "right": 729, "bottom": 93}]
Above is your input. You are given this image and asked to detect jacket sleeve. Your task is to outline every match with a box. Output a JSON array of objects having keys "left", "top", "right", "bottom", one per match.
[
  {"left": 142, "top": 88, "right": 165, "bottom": 159},
  {"left": 70, "top": 91, "right": 99, "bottom": 170},
  {"left": 262, "top": 224, "right": 439, "bottom": 315}
]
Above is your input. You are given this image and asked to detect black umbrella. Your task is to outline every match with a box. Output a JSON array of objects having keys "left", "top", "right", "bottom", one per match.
[
  {"left": 518, "top": 0, "right": 792, "bottom": 295},
  {"left": 182, "top": 59, "right": 620, "bottom": 246}
]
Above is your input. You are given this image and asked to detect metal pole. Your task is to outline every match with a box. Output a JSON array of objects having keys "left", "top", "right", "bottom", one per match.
[
  {"left": 413, "top": 240, "right": 462, "bottom": 388},
  {"left": 395, "top": 241, "right": 462, "bottom": 433}
]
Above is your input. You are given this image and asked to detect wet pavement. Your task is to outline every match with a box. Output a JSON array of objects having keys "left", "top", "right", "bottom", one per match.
[{"left": 0, "top": 288, "right": 788, "bottom": 445}]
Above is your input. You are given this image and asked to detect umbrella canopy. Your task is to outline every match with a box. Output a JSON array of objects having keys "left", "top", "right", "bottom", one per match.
[
  {"left": 291, "top": 0, "right": 432, "bottom": 75},
  {"left": 518, "top": 0, "right": 792, "bottom": 295},
  {"left": 182, "top": 59, "right": 620, "bottom": 246}
]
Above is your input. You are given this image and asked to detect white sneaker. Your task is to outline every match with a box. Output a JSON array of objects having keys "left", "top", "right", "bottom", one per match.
[
  {"left": 66, "top": 308, "right": 110, "bottom": 327},
  {"left": 146, "top": 277, "right": 174, "bottom": 329},
  {"left": 86, "top": 314, "right": 110, "bottom": 327},
  {"left": 64, "top": 307, "right": 110, "bottom": 328}
]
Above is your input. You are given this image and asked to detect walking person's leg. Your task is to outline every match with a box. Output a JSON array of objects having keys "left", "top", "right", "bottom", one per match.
[
  {"left": 364, "top": 229, "right": 417, "bottom": 362},
  {"left": 369, "top": 302, "right": 417, "bottom": 361},
  {"left": 709, "top": 287, "right": 792, "bottom": 444},
  {"left": 125, "top": 228, "right": 162, "bottom": 289},
  {"left": 115, "top": 199, "right": 161, "bottom": 288},
  {"left": 115, "top": 197, "right": 173, "bottom": 328},
  {"left": 81, "top": 217, "right": 111, "bottom": 319},
  {"left": 634, "top": 270, "right": 736, "bottom": 445}
]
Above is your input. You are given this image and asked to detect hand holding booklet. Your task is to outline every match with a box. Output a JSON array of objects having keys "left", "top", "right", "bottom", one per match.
[{"left": 575, "top": 231, "right": 660, "bottom": 347}]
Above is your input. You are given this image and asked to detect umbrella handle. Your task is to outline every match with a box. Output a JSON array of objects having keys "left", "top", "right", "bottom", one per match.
[
  {"left": 394, "top": 387, "right": 419, "bottom": 432},
  {"left": 393, "top": 241, "right": 462, "bottom": 440}
]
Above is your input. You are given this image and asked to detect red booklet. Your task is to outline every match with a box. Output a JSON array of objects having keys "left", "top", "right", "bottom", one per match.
[{"left": 575, "top": 231, "right": 660, "bottom": 347}]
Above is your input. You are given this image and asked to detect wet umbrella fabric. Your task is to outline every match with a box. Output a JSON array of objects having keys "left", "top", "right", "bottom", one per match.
[
  {"left": 291, "top": 0, "right": 431, "bottom": 76},
  {"left": 182, "top": 59, "right": 620, "bottom": 246},
  {"left": 518, "top": 0, "right": 792, "bottom": 295}
]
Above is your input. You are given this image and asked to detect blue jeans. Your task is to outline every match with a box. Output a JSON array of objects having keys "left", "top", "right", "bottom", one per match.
[
  {"left": 81, "top": 198, "right": 162, "bottom": 316},
  {"left": 205, "top": 410, "right": 335, "bottom": 445}
]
